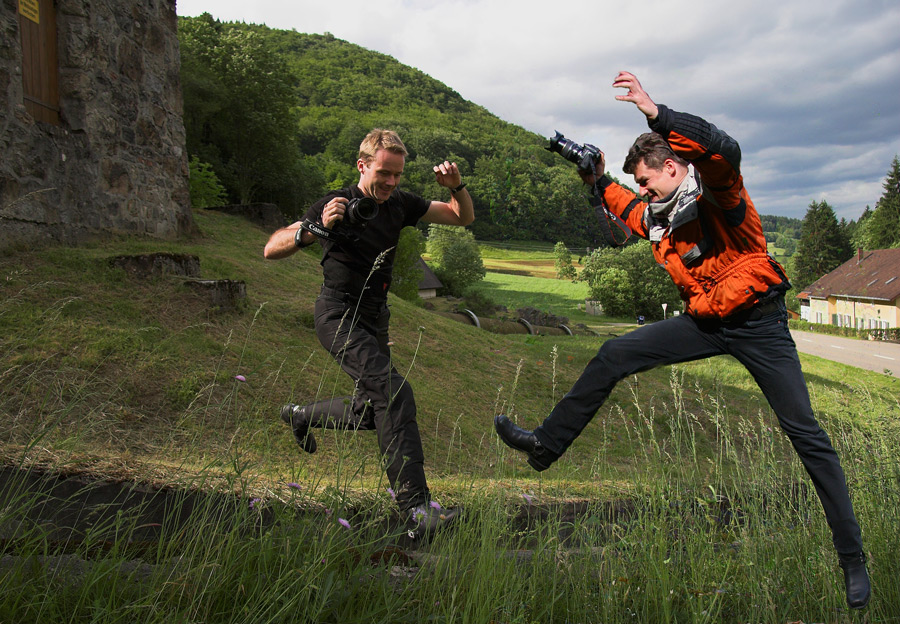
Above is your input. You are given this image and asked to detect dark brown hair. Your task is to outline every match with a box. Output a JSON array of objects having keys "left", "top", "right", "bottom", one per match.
[{"left": 623, "top": 132, "right": 688, "bottom": 174}]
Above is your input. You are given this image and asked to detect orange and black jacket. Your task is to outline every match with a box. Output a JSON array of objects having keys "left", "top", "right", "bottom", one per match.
[{"left": 594, "top": 105, "right": 789, "bottom": 319}]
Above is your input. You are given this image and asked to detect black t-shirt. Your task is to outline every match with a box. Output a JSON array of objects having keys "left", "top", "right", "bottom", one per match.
[{"left": 304, "top": 185, "right": 430, "bottom": 298}]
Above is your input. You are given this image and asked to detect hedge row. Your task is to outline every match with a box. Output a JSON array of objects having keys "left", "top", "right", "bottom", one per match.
[{"left": 788, "top": 319, "right": 900, "bottom": 342}]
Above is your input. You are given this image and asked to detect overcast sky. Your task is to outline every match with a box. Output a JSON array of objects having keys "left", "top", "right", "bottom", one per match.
[{"left": 176, "top": 0, "right": 899, "bottom": 221}]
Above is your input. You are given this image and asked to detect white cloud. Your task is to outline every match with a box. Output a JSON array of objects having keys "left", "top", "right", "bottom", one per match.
[{"left": 176, "top": 0, "right": 900, "bottom": 220}]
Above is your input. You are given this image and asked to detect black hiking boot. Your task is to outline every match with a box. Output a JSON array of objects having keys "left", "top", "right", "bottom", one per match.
[
  {"left": 494, "top": 414, "right": 556, "bottom": 472},
  {"left": 280, "top": 404, "right": 317, "bottom": 453},
  {"left": 839, "top": 551, "right": 871, "bottom": 609}
]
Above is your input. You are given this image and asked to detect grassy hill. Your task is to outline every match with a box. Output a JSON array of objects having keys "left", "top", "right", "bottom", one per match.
[
  {"left": 1, "top": 209, "right": 895, "bottom": 498},
  {"left": 2, "top": 210, "right": 899, "bottom": 620}
]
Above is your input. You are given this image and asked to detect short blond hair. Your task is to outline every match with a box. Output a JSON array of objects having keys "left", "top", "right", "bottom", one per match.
[{"left": 358, "top": 128, "right": 408, "bottom": 164}]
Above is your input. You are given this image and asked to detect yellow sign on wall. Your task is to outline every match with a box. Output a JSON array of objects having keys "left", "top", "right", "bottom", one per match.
[{"left": 19, "top": 0, "right": 40, "bottom": 24}]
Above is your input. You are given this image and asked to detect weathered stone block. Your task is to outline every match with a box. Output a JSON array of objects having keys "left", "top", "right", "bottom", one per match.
[{"left": 109, "top": 253, "right": 201, "bottom": 279}]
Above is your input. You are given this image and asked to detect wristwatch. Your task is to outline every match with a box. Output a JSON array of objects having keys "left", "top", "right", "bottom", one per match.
[{"left": 451, "top": 182, "right": 467, "bottom": 193}]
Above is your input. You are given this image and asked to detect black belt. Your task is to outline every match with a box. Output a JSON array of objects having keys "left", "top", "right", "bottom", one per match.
[
  {"left": 320, "top": 285, "right": 386, "bottom": 304},
  {"left": 725, "top": 298, "right": 782, "bottom": 324}
]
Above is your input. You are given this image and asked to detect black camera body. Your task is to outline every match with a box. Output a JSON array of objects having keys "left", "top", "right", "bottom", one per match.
[
  {"left": 300, "top": 195, "right": 380, "bottom": 247},
  {"left": 547, "top": 131, "right": 602, "bottom": 173}
]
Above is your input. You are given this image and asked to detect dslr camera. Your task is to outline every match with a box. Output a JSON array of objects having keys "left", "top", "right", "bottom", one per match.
[
  {"left": 547, "top": 131, "right": 602, "bottom": 173},
  {"left": 299, "top": 195, "right": 379, "bottom": 246},
  {"left": 335, "top": 196, "right": 379, "bottom": 242}
]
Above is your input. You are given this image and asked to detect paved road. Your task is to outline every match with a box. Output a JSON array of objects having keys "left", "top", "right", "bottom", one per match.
[{"left": 790, "top": 329, "right": 900, "bottom": 377}]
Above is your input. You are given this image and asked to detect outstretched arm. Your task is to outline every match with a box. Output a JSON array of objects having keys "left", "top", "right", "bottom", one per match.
[
  {"left": 423, "top": 160, "right": 474, "bottom": 226},
  {"left": 263, "top": 222, "right": 305, "bottom": 259}
]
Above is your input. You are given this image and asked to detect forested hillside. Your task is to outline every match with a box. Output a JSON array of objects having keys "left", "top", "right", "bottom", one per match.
[
  {"left": 178, "top": 14, "right": 900, "bottom": 261},
  {"left": 179, "top": 14, "right": 608, "bottom": 246}
]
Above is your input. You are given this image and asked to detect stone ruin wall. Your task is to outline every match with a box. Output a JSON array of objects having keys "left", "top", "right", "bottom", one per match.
[{"left": 0, "top": 0, "right": 192, "bottom": 251}]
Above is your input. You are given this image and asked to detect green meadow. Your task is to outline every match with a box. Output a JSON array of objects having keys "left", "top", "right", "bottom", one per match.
[{"left": 1, "top": 211, "right": 897, "bottom": 622}]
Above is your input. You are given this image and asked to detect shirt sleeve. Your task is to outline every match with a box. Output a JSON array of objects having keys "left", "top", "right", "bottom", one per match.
[{"left": 399, "top": 190, "right": 431, "bottom": 227}]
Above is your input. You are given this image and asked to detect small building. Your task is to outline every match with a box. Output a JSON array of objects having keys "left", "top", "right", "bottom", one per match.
[
  {"left": 417, "top": 258, "right": 442, "bottom": 299},
  {"left": 798, "top": 248, "right": 900, "bottom": 329}
]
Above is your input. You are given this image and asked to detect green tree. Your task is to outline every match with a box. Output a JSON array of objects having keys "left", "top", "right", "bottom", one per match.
[
  {"left": 792, "top": 200, "right": 853, "bottom": 289},
  {"left": 188, "top": 156, "right": 227, "bottom": 209},
  {"left": 554, "top": 242, "right": 577, "bottom": 280},
  {"left": 862, "top": 156, "right": 900, "bottom": 249},
  {"left": 390, "top": 227, "right": 426, "bottom": 303},
  {"left": 179, "top": 15, "right": 303, "bottom": 209},
  {"left": 591, "top": 267, "right": 633, "bottom": 317},
  {"left": 579, "top": 241, "right": 680, "bottom": 320},
  {"left": 849, "top": 206, "right": 872, "bottom": 250},
  {"left": 427, "top": 224, "right": 485, "bottom": 297}
]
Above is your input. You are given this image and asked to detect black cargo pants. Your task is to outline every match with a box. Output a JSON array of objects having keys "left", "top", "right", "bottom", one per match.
[
  {"left": 534, "top": 296, "right": 863, "bottom": 555},
  {"left": 305, "top": 286, "right": 430, "bottom": 511}
]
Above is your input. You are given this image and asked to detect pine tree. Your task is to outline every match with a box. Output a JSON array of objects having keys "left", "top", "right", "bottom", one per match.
[
  {"left": 863, "top": 156, "right": 900, "bottom": 249},
  {"left": 792, "top": 200, "right": 853, "bottom": 289}
]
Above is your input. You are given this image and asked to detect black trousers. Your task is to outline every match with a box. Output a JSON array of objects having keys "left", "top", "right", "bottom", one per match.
[
  {"left": 304, "top": 288, "right": 429, "bottom": 511},
  {"left": 535, "top": 297, "right": 863, "bottom": 555}
]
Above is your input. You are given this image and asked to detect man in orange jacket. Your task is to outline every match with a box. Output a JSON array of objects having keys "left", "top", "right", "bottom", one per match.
[{"left": 495, "top": 71, "right": 870, "bottom": 609}]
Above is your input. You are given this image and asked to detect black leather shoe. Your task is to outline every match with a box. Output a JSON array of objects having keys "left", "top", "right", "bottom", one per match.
[
  {"left": 280, "top": 404, "right": 317, "bottom": 453},
  {"left": 407, "top": 503, "right": 460, "bottom": 540},
  {"left": 494, "top": 415, "right": 555, "bottom": 472},
  {"left": 839, "top": 551, "right": 871, "bottom": 609}
]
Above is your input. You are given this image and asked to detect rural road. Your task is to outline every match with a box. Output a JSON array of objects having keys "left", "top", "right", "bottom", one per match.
[{"left": 790, "top": 329, "right": 900, "bottom": 378}]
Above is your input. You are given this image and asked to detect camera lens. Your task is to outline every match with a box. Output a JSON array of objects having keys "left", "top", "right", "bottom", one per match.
[
  {"left": 346, "top": 197, "right": 379, "bottom": 225},
  {"left": 548, "top": 131, "right": 585, "bottom": 165}
]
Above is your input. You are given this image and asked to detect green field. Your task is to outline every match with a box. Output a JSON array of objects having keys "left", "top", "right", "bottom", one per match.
[
  {"left": 1, "top": 213, "right": 897, "bottom": 622},
  {"left": 474, "top": 271, "right": 607, "bottom": 326}
]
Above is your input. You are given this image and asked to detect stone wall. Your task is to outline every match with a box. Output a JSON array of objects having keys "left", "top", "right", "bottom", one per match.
[{"left": 0, "top": 0, "right": 192, "bottom": 250}]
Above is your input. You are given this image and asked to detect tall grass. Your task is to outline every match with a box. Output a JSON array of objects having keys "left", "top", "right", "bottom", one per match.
[{"left": 2, "top": 351, "right": 898, "bottom": 622}]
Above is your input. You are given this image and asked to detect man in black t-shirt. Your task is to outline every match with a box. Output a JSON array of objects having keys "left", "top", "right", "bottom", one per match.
[{"left": 264, "top": 129, "right": 473, "bottom": 536}]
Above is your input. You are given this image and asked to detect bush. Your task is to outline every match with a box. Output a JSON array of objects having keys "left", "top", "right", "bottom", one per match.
[
  {"left": 188, "top": 155, "right": 228, "bottom": 209},
  {"left": 427, "top": 224, "right": 485, "bottom": 297},
  {"left": 458, "top": 288, "right": 500, "bottom": 317},
  {"left": 579, "top": 241, "right": 680, "bottom": 320},
  {"left": 554, "top": 241, "right": 577, "bottom": 280},
  {"left": 389, "top": 227, "right": 426, "bottom": 303}
]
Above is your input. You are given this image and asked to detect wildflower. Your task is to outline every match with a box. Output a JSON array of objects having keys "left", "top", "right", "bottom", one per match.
[
  {"left": 429, "top": 500, "right": 442, "bottom": 511},
  {"left": 249, "top": 497, "right": 261, "bottom": 509},
  {"left": 287, "top": 482, "right": 301, "bottom": 490},
  {"left": 522, "top": 493, "right": 533, "bottom": 505},
  {"left": 234, "top": 374, "right": 246, "bottom": 382},
  {"left": 338, "top": 518, "right": 351, "bottom": 530},
  {"left": 386, "top": 487, "right": 396, "bottom": 501}
]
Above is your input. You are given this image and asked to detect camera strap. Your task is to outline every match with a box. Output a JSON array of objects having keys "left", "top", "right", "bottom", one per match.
[
  {"left": 300, "top": 218, "right": 342, "bottom": 244},
  {"left": 590, "top": 188, "right": 632, "bottom": 247}
]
